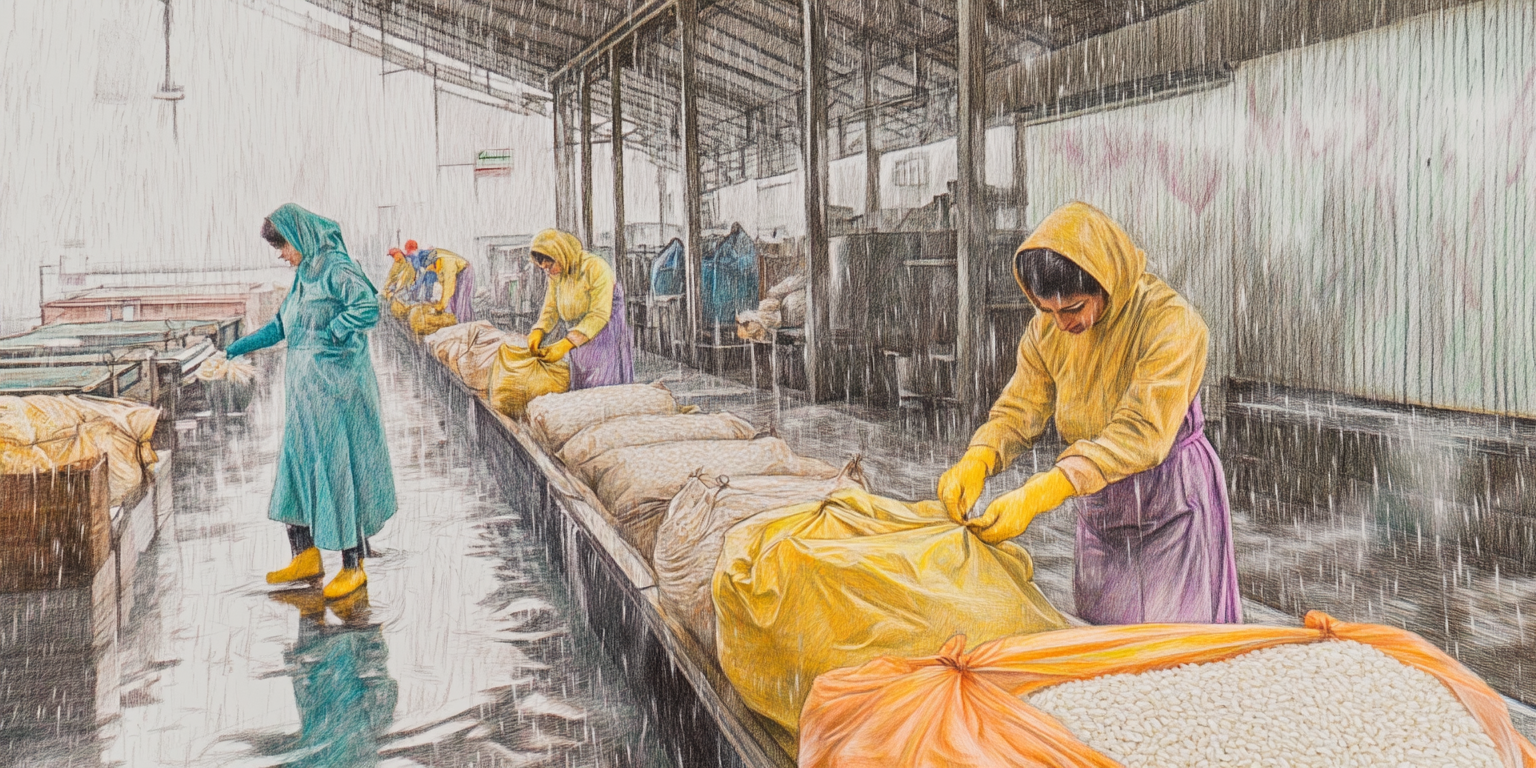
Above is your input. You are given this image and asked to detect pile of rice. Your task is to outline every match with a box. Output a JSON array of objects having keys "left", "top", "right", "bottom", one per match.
[{"left": 1027, "top": 640, "right": 1504, "bottom": 768}]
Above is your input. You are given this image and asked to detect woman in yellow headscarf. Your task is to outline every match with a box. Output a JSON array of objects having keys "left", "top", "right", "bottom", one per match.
[
  {"left": 938, "top": 201, "right": 1240, "bottom": 626},
  {"left": 525, "top": 229, "right": 634, "bottom": 389}
]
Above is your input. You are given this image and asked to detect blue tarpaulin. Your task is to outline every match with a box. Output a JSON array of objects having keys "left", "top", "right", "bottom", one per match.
[{"left": 648, "top": 225, "right": 759, "bottom": 328}]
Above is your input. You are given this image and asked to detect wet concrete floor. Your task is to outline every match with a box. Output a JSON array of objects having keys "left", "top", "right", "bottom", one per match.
[{"left": 2, "top": 338, "right": 673, "bottom": 767}]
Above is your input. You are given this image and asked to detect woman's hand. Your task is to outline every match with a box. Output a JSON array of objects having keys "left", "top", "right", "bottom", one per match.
[
  {"left": 966, "top": 468, "right": 1076, "bottom": 544},
  {"left": 527, "top": 328, "right": 545, "bottom": 351},
  {"left": 938, "top": 447, "right": 999, "bottom": 523},
  {"left": 539, "top": 339, "right": 576, "bottom": 363}
]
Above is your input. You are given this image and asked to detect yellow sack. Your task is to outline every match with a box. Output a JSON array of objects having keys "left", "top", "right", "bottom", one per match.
[
  {"left": 390, "top": 298, "right": 412, "bottom": 321},
  {"left": 65, "top": 395, "right": 161, "bottom": 501},
  {"left": 407, "top": 303, "right": 457, "bottom": 335},
  {"left": 0, "top": 396, "right": 101, "bottom": 476},
  {"left": 714, "top": 488, "right": 1068, "bottom": 748},
  {"left": 486, "top": 343, "right": 569, "bottom": 418}
]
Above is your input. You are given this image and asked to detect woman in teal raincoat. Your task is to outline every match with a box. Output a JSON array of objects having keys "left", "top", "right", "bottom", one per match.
[{"left": 223, "top": 203, "right": 397, "bottom": 600}]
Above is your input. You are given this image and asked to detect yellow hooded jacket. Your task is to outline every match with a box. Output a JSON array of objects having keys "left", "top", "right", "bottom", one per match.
[
  {"left": 530, "top": 229, "right": 616, "bottom": 342},
  {"left": 431, "top": 249, "right": 470, "bottom": 312},
  {"left": 969, "top": 202, "right": 1208, "bottom": 495},
  {"left": 384, "top": 257, "right": 415, "bottom": 298}
]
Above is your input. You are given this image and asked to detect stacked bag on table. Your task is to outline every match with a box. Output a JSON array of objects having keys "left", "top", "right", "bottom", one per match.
[
  {"left": 519, "top": 382, "right": 1069, "bottom": 755},
  {"left": 415, "top": 335, "right": 1073, "bottom": 756},
  {"left": 421, "top": 321, "right": 565, "bottom": 416},
  {"left": 0, "top": 394, "right": 162, "bottom": 506},
  {"left": 424, "top": 322, "right": 527, "bottom": 395}
]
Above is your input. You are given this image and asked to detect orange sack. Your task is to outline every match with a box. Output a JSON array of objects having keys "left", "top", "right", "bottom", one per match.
[{"left": 798, "top": 611, "right": 1536, "bottom": 768}]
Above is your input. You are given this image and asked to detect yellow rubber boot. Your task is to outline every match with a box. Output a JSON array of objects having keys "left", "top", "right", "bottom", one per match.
[
  {"left": 266, "top": 547, "right": 323, "bottom": 584},
  {"left": 323, "top": 565, "right": 367, "bottom": 600}
]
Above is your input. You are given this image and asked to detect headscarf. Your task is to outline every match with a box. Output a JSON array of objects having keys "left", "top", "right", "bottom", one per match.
[
  {"left": 1014, "top": 201, "right": 1146, "bottom": 327},
  {"left": 529, "top": 228, "right": 588, "bottom": 275},
  {"left": 388, "top": 247, "right": 403, "bottom": 260},
  {"left": 267, "top": 203, "right": 377, "bottom": 292}
]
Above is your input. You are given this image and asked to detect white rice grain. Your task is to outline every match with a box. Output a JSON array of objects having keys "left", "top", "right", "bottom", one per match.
[{"left": 1026, "top": 640, "right": 1503, "bottom": 768}]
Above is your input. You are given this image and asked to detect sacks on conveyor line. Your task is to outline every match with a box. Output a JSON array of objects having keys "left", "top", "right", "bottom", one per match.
[
  {"left": 557, "top": 412, "right": 759, "bottom": 472},
  {"left": 526, "top": 383, "right": 693, "bottom": 452},
  {"left": 486, "top": 344, "right": 569, "bottom": 418},
  {"left": 390, "top": 298, "right": 412, "bottom": 321},
  {"left": 797, "top": 613, "right": 1536, "bottom": 768},
  {"left": 583, "top": 438, "right": 839, "bottom": 560},
  {"left": 713, "top": 488, "right": 1068, "bottom": 749},
  {"left": 425, "top": 321, "right": 526, "bottom": 392},
  {"left": 407, "top": 303, "right": 458, "bottom": 336},
  {"left": 0, "top": 395, "right": 160, "bottom": 505},
  {"left": 653, "top": 461, "right": 867, "bottom": 648}
]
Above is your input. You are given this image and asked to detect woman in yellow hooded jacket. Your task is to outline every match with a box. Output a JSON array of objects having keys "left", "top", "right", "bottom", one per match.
[
  {"left": 939, "top": 202, "right": 1241, "bottom": 625},
  {"left": 526, "top": 229, "right": 634, "bottom": 389}
]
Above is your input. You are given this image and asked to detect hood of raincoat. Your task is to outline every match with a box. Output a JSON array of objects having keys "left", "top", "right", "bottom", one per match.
[
  {"left": 268, "top": 203, "right": 377, "bottom": 292},
  {"left": 530, "top": 229, "right": 587, "bottom": 274},
  {"left": 1014, "top": 201, "right": 1145, "bottom": 325}
]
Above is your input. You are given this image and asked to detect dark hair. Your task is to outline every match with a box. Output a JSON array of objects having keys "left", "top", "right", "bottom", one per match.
[
  {"left": 261, "top": 218, "right": 288, "bottom": 248},
  {"left": 1015, "top": 248, "right": 1105, "bottom": 300},
  {"left": 531, "top": 252, "right": 554, "bottom": 265}
]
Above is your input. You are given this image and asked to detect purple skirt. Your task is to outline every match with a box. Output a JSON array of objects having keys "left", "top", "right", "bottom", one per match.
[
  {"left": 568, "top": 281, "right": 634, "bottom": 390},
  {"left": 448, "top": 266, "right": 476, "bottom": 322},
  {"left": 1071, "top": 395, "right": 1243, "bottom": 625}
]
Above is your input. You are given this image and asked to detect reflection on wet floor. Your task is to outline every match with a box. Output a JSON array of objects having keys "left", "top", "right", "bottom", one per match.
[{"left": 2, "top": 340, "right": 670, "bottom": 767}]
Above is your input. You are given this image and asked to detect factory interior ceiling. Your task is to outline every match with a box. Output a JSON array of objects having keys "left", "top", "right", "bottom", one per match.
[{"left": 300, "top": 0, "right": 1202, "bottom": 180}]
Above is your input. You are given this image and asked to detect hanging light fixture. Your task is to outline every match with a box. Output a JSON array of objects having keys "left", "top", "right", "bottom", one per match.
[{"left": 153, "top": 0, "right": 185, "bottom": 142}]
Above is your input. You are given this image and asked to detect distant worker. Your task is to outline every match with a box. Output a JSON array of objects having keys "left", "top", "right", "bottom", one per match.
[
  {"left": 221, "top": 203, "right": 397, "bottom": 601},
  {"left": 526, "top": 228, "right": 634, "bottom": 389},
  {"left": 382, "top": 247, "right": 415, "bottom": 300},
  {"left": 426, "top": 247, "right": 476, "bottom": 322},
  {"left": 938, "top": 201, "right": 1240, "bottom": 626},
  {"left": 402, "top": 239, "right": 437, "bottom": 302}
]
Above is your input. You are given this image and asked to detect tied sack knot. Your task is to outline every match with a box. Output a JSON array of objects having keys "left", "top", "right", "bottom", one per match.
[{"left": 1302, "top": 610, "right": 1340, "bottom": 639}]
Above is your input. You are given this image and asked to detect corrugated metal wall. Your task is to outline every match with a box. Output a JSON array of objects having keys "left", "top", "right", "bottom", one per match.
[{"left": 1024, "top": 0, "right": 1536, "bottom": 418}]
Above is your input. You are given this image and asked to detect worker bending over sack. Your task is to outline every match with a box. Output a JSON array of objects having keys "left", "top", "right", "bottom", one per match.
[
  {"left": 425, "top": 247, "right": 476, "bottom": 322},
  {"left": 525, "top": 228, "right": 634, "bottom": 390},
  {"left": 940, "top": 201, "right": 1240, "bottom": 626},
  {"left": 382, "top": 247, "right": 415, "bottom": 300}
]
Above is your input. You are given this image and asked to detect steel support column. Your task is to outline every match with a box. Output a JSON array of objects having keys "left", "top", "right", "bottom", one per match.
[
  {"left": 801, "top": 0, "right": 833, "bottom": 400},
  {"left": 678, "top": 0, "right": 704, "bottom": 360},
  {"left": 610, "top": 48, "right": 628, "bottom": 307},
  {"left": 580, "top": 71, "right": 595, "bottom": 246},
  {"left": 1013, "top": 112, "right": 1029, "bottom": 227},
  {"left": 955, "top": 0, "right": 987, "bottom": 413},
  {"left": 552, "top": 80, "right": 572, "bottom": 232},
  {"left": 862, "top": 36, "right": 880, "bottom": 218}
]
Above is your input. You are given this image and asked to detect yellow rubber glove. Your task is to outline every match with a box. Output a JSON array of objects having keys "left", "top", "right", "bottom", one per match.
[
  {"left": 527, "top": 328, "right": 546, "bottom": 352},
  {"left": 539, "top": 339, "right": 575, "bottom": 363},
  {"left": 938, "top": 446, "right": 999, "bottom": 524},
  {"left": 968, "top": 468, "right": 1077, "bottom": 544}
]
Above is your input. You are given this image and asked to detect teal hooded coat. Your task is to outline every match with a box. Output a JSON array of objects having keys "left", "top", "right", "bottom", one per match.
[{"left": 227, "top": 204, "right": 397, "bottom": 551}]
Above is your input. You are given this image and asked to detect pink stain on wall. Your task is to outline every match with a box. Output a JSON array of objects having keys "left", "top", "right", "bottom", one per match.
[{"left": 1499, "top": 67, "right": 1536, "bottom": 186}]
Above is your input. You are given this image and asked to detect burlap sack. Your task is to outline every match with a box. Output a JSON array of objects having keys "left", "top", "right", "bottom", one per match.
[{"left": 584, "top": 437, "right": 839, "bottom": 560}]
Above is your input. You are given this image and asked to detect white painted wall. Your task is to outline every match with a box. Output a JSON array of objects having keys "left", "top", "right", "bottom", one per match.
[{"left": 0, "top": 0, "right": 558, "bottom": 330}]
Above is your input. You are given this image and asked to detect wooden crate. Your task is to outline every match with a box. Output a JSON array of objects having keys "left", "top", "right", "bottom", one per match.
[{"left": 0, "top": 455, "right": 111, "bottom": 592}]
